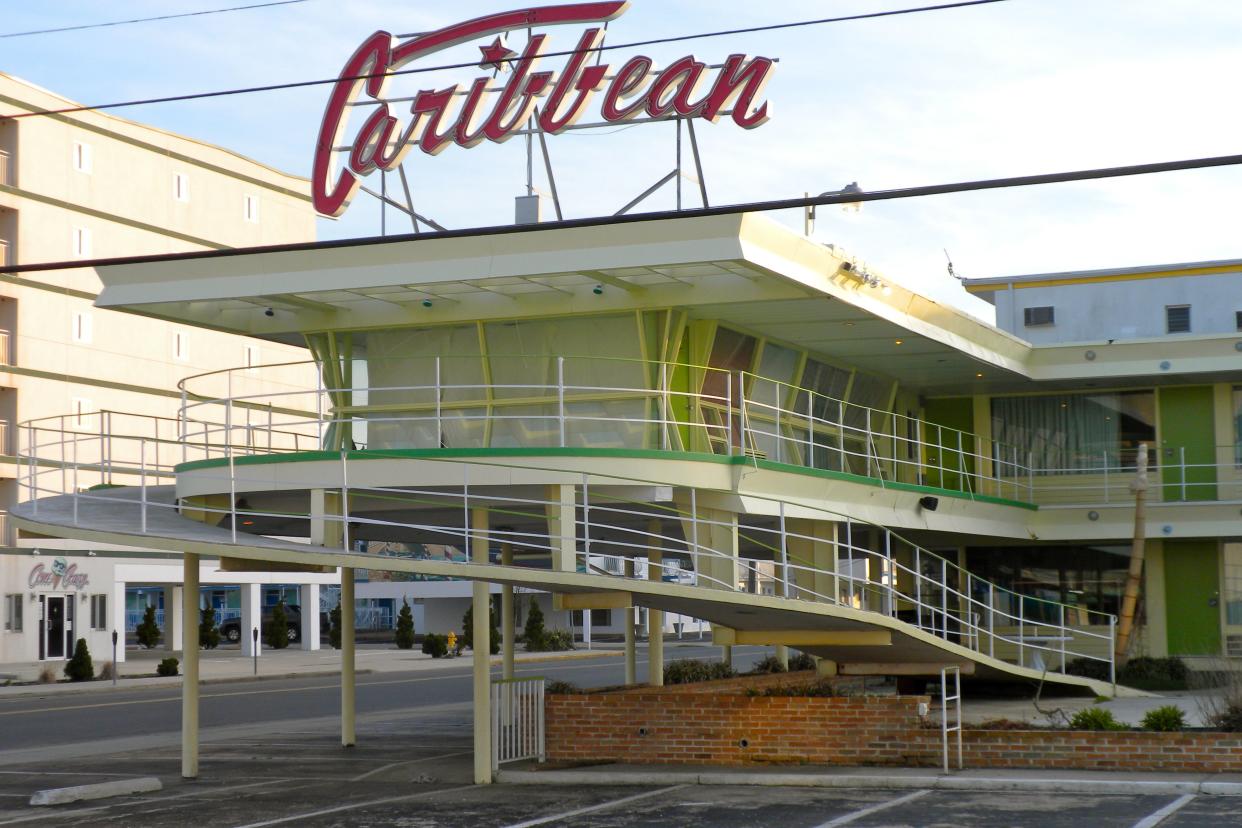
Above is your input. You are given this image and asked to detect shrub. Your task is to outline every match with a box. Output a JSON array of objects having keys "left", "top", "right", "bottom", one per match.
[
  {"left": 1119, "top": 657, "right": 1189, "bottom": 691},
  {"left": 523, "top": 600, "right": 548, "bottom": 652},
  {"left": 64, "top": 638, "right": 93, "bottom": 682},
  {"left": 664, "top": 658, "right": 737, "bottom": 685},
  {"left": 394, "top": 598, "right": 416, "bottom": 650},
  {"left": 747, "top": 678, "right": 840, "bottom": 698},
  {"left": 328, "top": 601, "right": 342, "bottom": 650},
  {"left": 1210, "top": 703, "right": 1242, "bottom": 732},
  {"left": 1141, "top": 705, "right": 1187, "bottom": 732},
  {"left": 750, "top": 655, "right": 788, "bottom": 674},
  {"left": 1064, "top": 657, "right": 1111, "bottom": 682},
  {"left": 97, "top": 661, "right": 115, "bottom": 681},
  {"left": 135, "top": 605, "right": 161, "bottom": 649},
  {"left": 977, "top": 718, "right": 1037, "bottom": 730},
  {"left": 37, "top": 666, "right": 56, "bottom": 684},
  {"left": 544, "top": 629, "right": 575, "bottom": 652},
  {"left": 266, "top": 601, "right": 290, "bottom": 650},
  {"left": 156, "top": 657, "right": 179, "bottom": 677},
  {"left": 546, "top": 679, "right": 581, "bottom": 695},
  {"left": 789, "top": 651, "right": 817, "bottom": 672},
  {"left": 462, "top": 600, "right": 500, "bottom": 655},
  {"left": 421, "top": 633, "right": 449, "bottom": 658},
  {"left": 1068, "top": 706, "right": 1126, "bottom": 731},
  {"left": 199, "top": 605, "right": 220, "bottom": 650}
]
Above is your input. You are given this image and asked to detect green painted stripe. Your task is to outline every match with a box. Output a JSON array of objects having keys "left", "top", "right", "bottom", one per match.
[
  {"left": 0, "top": 92, "right": 312, "bottom": 203},
  {"left": 0, "top": 183, "right": 228, "bottom": 251},
  {"left": 176, "top": 446, "right": 1037, "bottom": 510}
]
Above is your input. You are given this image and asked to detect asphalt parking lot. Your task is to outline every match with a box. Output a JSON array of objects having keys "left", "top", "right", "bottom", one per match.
[{"left": 4, "top": 707, "right": 1242, "bottom": 828}]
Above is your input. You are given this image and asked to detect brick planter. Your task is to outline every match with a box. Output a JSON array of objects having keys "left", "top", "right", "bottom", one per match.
[{"left": 546, "top": 679, "right": 1242, "bottom": 772}]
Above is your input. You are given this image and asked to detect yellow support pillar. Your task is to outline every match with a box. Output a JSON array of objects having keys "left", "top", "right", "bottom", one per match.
[
  {"left": 501, "top": 542, "right": 515, "bottom": 680},
  {"left": 181, "top": 552, "right": 199, "bottom": 779},
  {"left": 472, "top": 507, "right": 493, "bottom": 785},
  {"left": 341, "top": 566, "right": 355, "bottom": 747},
  {"left": 647, "top": 519, "right": 664, "bottom": 687},
  {"left": 787, "top": 519, "right": 837, "bottom": 602}
]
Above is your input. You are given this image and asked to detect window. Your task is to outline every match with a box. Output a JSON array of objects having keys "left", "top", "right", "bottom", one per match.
[
  {"left": 90, "top": 594, "right": 107, "bottom": 630},
  {"left": 72, "top": 227, "right": 91, "bottom": 258},
  {"left": 243, "top": 344, "right": 260, "bottom": 372},
  {"left": 244, "top": 194, "right": 260, "bottom": 223},
  {"left": 3, "top": 594, "right": 21, "bottom": 632},
  {"left": 173, "top": 172, "right": 189, "bottom": 202},
  {"left": 1233, "top": 387, "right": 1242, "bottom": 467},
  {"left": 72, "top": 141, "right": 92, "bottom": 174},
  {"left": 173, "top": 330, "right": 189, "bottom": 361},
  {"left": 1023, "top": 306, "right": 1055, "bottom": 327},
  {"left": 1166, "top": 305, "right": 1191, "bottom": 334},
  {"left": 71, "top": 312, "right": 92, "bottom": 344},
  {"left": 589, "top": 608, "right": 612, "bottom": 627},
  {"left": 992, "top": 390, "right": 1156, "bottom": 472},
  {"left": 1235, "top": 311, "right": 1242, "bottom": 332},
  {"left": 72, "top": 397, "right": 93, "bottom": 428}
]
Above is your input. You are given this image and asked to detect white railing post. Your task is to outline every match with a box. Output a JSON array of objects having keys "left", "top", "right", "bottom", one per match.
[
  {"left": 837, "top": 401, "right": 846, "bottom": 472},
  {"left": 1103, "top": 451, "right": 1109, "bottom": 503},
  {"left": 660, "top": 361, "right": 669, "bottom": 451},
  {"left": 778, "top": 501, "right": 788, "bottom": 599},
  {"left": 805, "top": 390, "right": 814, "bottom": 469},
  {"left": 940, "top": 558, "right": 948, "bottom": 638},
  {"left": 773, "top": 382, "right": 782, "bottom": 464},
  {"left": 435, "top": 356, "right": 442, "bottom": 449},
  {"left": 1059, "top": 604, "right": 1067, "bottom": 673},
  {"left": 1027, "top": 450, "right": 1034, "bottom": 501},
  {"left": 557, "top": 356, "right": 566, "bottom": 448},
  {"left": 228, "top": 443, "right": 237, "bottom": 544},
  {"left": 915, "top": 546, "right": 922, "bottom": 628},
  {"left": 724, "top": 373, "right": 733, "bottom": 455},
  {"left": 582, "top": 473, "right": 591, "bottom": 563},
  {"left": 1109, "top": 616, "right": 1117, "bottom": 692},
  {"left": 140, "top": 438, "right": 148, "bottom": 534},
  {"left": 72, "top": 437, "right": 79, "bottom": 525},
  {"left": 864, "top": 408, "right": 873, "bottom": 478},
  {"left": 690, "top": 487, "right": 699, "bottom": 581},
  {"left": 737, "top": 372, "right": 747, "bottom": 455},
  {"left": 987, "top": 583, "right": 995, "bottom": 658},
  {"left": 180, "top": 387, "right": 188, "bottom": 464},
  {"left": 1180, "top": 446, "right": 1187, "bottom": 500},
  {"left": 1017, "top": 591, "right": 1025, "bottom": 668},
  {"left": 341, "top": 449, "right": 350, "bottom": 552},
  {"left": 884, "top": 530, "right": 894, "bottom": 617}
]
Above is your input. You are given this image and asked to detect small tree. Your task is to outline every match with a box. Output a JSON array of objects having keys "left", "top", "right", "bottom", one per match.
[
  {"left": 462, "top": 598, "right": 500, "bottom": 655},
  {"left": 135, "top": 604, "right": 161, "bottom": 649},
  {"left": 394, "top": 598, "right": 416, "bottom": 650},
  {"left": 523, "top": 599, "right": 548, "bottom": 652},
  {"left": 199, "top": 605, "right": 220, "bottom": 650},
  {"left": 328, "top": 601, "right": 342, "bottom": 649},
  {"left": 64, "top": 638, "right": 93, "bottom": 682},
  {"left": 266, "top": 601, "right": 290, "bottom": 649}
]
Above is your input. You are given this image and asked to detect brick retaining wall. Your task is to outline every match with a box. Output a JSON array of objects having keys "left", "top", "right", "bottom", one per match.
[{"left": 546, "top": 683, "right": 1242, "bottom": 772}]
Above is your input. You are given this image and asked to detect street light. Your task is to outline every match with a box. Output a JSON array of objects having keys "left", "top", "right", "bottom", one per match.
[{"left": 804, "top": 182, "right": 863, "bottom": 236}]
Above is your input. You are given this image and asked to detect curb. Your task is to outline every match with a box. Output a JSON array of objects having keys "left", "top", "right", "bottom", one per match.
[
  {"left": 30, "top": 777, "right": 162, "bottom": 806},
  {"left": 495, "top": 770, "right": 1242, "bottom": 796}
]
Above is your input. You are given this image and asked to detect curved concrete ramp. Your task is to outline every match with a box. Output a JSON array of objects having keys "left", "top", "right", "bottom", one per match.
[{"left": 10, "top": 487, "right": 1134, "bottom": 696}]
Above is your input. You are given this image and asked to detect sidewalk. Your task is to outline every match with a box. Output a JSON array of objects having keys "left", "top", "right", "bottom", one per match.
[
  {"left": 0, "top": 641, "right": 624, "bottom": 698},
  {"left": 498, "top": 763, "right": 1242, "bottom": 796}
]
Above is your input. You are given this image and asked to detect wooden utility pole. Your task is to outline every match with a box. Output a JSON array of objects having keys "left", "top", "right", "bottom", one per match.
[{"left": 1115, "top": 444, "right": 1148, "bottom": 659}]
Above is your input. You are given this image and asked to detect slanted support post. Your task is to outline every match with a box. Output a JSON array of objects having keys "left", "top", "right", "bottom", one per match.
[
  {"left": 471, "top": 507, "right": 493, "bottom": 784},
  {"left": 501, "top": 542, "right": 515, "bottom": 680},
  {"left": 181, "top": 553, "right": 200, "bottom": 779}
]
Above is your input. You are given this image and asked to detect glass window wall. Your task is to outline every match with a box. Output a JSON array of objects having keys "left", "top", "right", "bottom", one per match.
[{"left": 992, "top": 391, "right": 1155, "bottom": 473}]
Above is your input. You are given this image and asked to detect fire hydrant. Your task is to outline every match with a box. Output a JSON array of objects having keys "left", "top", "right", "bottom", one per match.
[{"left": 446, "top": 630, "right": 457, "bottom": 655}]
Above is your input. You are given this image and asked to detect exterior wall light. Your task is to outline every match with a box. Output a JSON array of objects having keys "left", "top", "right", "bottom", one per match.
[
  {"left": 1159, "top": 361, "right": 1171, "bottom": 371},
  {"left": 592, "top": 285, "right": 604, "bottom": 295},
  {"left": 422, "top": 299, "right": 433, "bottom": 308},
  {"left": 1084, "top": 350, "right": 1096, "bottom": 361},
  {"left": 1087, "top": 510, "right": 1099, "bottom": 521}
]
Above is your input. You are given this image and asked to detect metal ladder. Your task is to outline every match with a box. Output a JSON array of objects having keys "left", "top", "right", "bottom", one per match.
[{"left": 941, "top": 666, "right": 962, "bottom": 773}]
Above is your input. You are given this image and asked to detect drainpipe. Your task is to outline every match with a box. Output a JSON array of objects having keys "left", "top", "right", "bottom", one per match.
[{"left": 1115, "top": 444, "right": 1148, "bottom": 660}]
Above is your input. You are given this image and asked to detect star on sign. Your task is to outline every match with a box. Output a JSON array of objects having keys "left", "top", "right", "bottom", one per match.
[{"left": 479, "top": 36, "right": 515, "bottom": 72}]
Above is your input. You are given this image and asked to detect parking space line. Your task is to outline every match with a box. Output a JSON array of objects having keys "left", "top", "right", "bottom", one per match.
[
  {"left": 1132, "top": 794, "right": 1196, "bottom": 828},
  {"left": 228, "top": 785, "right": 474, "bottom": 828},
  {"left": 812, "top": 789, "right": 931, "bottom": 828},
  {"left": 500, "top": 785, "right": 689, "bottom": 828},
  {"left": 0, "top": 779, "right": 290, "bottom": 826},
  {"left": 348, "top": 750, "right": 470, "bottom": 781}
]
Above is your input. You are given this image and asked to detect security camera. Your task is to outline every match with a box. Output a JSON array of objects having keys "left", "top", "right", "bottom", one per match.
[{"left": 263, "top": 307, "right": 275, "bottom": 317}]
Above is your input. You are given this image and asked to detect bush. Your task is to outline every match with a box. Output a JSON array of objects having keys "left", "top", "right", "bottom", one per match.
[
  {"left": 37, "top": 666, "right": 56, "bottom": 684},
  {"left": 789, "top": 651, "right": 817, "bottom": 672},
  {"left": 1120, "top": 657, "right": 1189, "bottom": 690},
  {"left": 523, "top": 600, "right": 548, "bottom": 652},
  {"left": 544, "top": 629, "right": 575, "bottom": 652},
  {"left": 1064, "top": 657, "right": 1111, "bottom": 682},
  {"left": 462, "top": 600, "right": 500, "bottom": 655},
  {"left": 545, "top": 679, "right": 581, "bottom": 695},
  {"left": 1141, "top": 705, "right": 1187, "bottom": 732},
  {"left": 747, "top": 678, "right": 840, "bottom": 698},
  {"left": 421, "top": 633, "right": 449, "bottom": 658},
  {"left": 664, "top": 658, "right": 737, "bottom": 685},
  {"left": 1068, "top": 706, "right": 1126, "bottom": 731},
  {"left": 156, "top": 657, "right": 179, "bottom": 677},
  {"left": 199, "top": 605, "right": 220, "bottom": 650},
  {"left": 135, "top": 605, "right": 161, "bottom": 649},
  {"left": 97, "top": 661, "right": 115, "bottom": 681},
  {"left": 64, "top": 638, "right": 93, "bottom": 682},
  {"left": 750, "top": 655, "right": 788, "bottom": 674},
  {"left": 266, "top": 601, "right": 290, "bottom": 650},
  {"left": 328, "top": 601, "right": 342, "bottom": 650},
  {"left": 395, "top": 598, "right": 416, "bottom": 650}
]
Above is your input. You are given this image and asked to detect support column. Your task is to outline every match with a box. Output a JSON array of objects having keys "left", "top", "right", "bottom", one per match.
[
  {"left": 181, "top": 553, "right": 200, "bottom": 779},
  {"left": 673, "top": 490, "right": 738, "bottom": 592},
  {"left": 721, "top": 643, "right": 733, "bottom": 668},
  {"left": 545, "top": 484, "right": 576, "bottom": 572},
  {"left": 240, "top": 583, "right": 261, "bottom": 658},
  {"left": 501, "top": 542, "right": 514, "bottom": 680},
  {"left": 624, "top": 558, "right": 637, "bottom": 685},
  {"left": 164, "top": 586, "right": 183, "bottom": 652},
  {"left": 112, "top": 580, "right": 127, "bottom": 664},
  {"left": 471, "top": 507, "right": 492, "bottom": 785},
  {"left": 787, "top": 519, "right": 838, "bottom": 602},
  {"left": 775, "top": 644, "right": 789, "bottom": 670},
  {"left": 647, "top": 525, "right": 663, "bottom": 687},
  {"left": 341, "top": 567, "right": 355, "bottom": 747},
  {"left": 300, "top": 583, "right": 321, "bottom": 651}
]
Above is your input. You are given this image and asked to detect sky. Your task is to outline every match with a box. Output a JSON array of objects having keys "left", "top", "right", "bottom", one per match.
[{"left": 3, "top": 0, "right": 1241, "bottom": 321}]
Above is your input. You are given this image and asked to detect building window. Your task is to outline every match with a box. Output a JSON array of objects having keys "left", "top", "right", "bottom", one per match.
[
  {"left": 244, "top": 194, "right": 260, "bottom": 223},
  {"left": 72, "top": 397, "right": 93, "bottom": 428},
  {"left": 72, "top": 141, "right": 92, "bottom": 174},
  {"left": 3, "top": 594, "right": 21, "bottom": 632},
  {"left": 1023, "top": 306, "right": 1055, "bottom": 327},
  {"left": 1166, "top": 305, "right": 1191, "bottom": 334},
  {"left": 992, "top": 390, "right": 1156, "bottom": 472},
  {"left": 71, "top": 312, "right": 92, "bottom": 344},
  {"left": 90, "top": 594, "right": 108, "bottom": 630},
  {"left": 72, "top": 227, "right": 91, "bottom": 258},
  {"left": 1234, "top": 387, "right": 1242, "bottom": 467},
  {"left": 1235, "top": 311, "right": 1242, "bottom": 332},
  {"left": 173, "top": 330, "right": 190, "bottom": 361},
  {"left": 244, "top": 343, "right": 259, "bottom": 371},
  {"left": 173, "top": 172, "right": 190, "bottom": 203},
  {"left": 589, "top": 608, "right": 612, "bottom": 627}
]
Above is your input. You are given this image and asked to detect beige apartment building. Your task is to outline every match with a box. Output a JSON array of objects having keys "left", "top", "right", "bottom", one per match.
[{"left": 0, "top": 71, "right": 317, "bottom": 542}]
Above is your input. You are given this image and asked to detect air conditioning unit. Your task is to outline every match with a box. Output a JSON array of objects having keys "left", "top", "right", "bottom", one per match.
[{"left": 1023, "top": 306, "right": 1055, "bottom": 327}]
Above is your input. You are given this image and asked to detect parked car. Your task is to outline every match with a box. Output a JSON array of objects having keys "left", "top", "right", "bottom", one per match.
[{"left": 221, "top": 604, "right": 306, "bottom": 644}]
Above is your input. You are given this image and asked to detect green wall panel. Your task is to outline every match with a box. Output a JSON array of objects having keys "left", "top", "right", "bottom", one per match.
[
  {"left": 1159, "top": 386, "right": 1216, "bottom": 501},
  {"left": 1164, "top": 540, "right": 1221, "bottom": 655},
  {"left": 923, "top": 397, "right": 975, "bottom": 490}
]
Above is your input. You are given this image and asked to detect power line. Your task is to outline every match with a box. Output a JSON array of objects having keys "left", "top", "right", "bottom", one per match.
[
  {"left": 4, "top": 0, "right": 1009, "bottom": 119},
  {"left": 5, "top": 150, "right": 1240, "bottom": 274},
  {"left": 0, "top": 1, "right": 313, "bottom": 39}
]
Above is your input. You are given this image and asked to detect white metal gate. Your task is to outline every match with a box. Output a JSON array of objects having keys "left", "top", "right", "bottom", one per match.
[
  {"left": 941, "top": 666, "right": 962, "bottom": 773},
  {"left": 491, "top": 677, "right": 545, "bottom": 771}
]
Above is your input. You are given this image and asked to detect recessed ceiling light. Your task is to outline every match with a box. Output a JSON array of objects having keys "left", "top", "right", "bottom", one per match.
[
  {"left": 975, "top": 372, "right": 983, "bottom": 378},
  {"left": 843, "top": 321, "right": 855, "bottom": 327},
  {"left": 894, "top": 339, "right": 903, "bottom": 345}
]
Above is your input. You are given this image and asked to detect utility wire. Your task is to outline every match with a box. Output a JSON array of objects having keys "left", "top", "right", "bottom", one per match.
[
  {"left": 4, "top": 0, "right": 1009, "bottom": 119},
  {"left": 5, "top": 150, "right": 1241, "bottom": 274},
  {"left": 0, "top": 1, "right": 312, "bottom": 39}
]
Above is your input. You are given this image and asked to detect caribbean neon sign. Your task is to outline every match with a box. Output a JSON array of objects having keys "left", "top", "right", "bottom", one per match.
[{"left": 312, "top": 1, "right": 776, "bottom": 216}]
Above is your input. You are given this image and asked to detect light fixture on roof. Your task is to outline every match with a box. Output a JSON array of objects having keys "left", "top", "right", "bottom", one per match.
[{"left": 804, "top": 182, "right": 864, "bottom": 236}]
